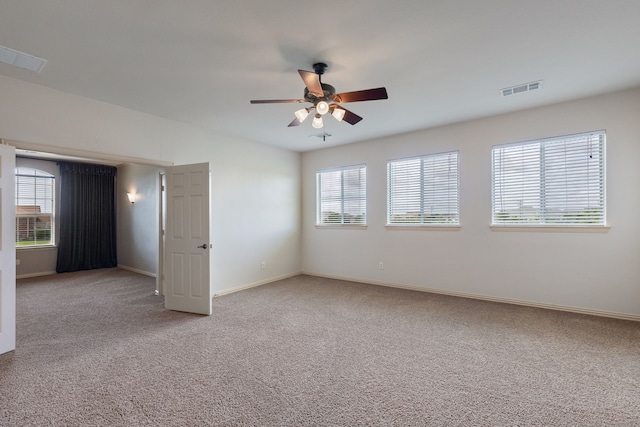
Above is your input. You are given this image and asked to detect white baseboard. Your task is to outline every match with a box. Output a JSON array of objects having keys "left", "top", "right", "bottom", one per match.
[
  {"left": 213, "top": 271, "right": 302, "bottom": 298},
  {"left": 301, "top": 271, "right": 640, "bottom": 322},
  {"left": 17, "top": 270, "right": 56, "bottom": 279},
  {"left": 117, "top": 264, "right": 156, "bottom": 278}
]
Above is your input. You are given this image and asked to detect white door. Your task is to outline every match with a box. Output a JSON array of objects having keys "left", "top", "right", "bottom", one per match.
[
  {"left": 165, "top": 163, "right": 211, "bottom": 315},
  {"left": 0, "top": 143, "right": 16, "bottom": 355}
]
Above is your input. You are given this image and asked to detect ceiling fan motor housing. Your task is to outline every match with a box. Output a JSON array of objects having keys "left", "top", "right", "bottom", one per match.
[{"left": 304, "top": 83, "right": 336, "bottom": 104}]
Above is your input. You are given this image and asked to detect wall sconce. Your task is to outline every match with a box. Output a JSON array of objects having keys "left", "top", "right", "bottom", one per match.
[{"left": 127, "top": 192, "right": 136, "bottom": 204}]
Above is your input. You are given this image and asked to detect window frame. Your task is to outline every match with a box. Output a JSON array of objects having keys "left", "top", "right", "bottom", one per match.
[
  {"left": 491, "top": 131, "right": 606, "bottom": 229},
  {"left": 15, "top": 167, "right": 56, "bottom": 248},
  {"left": 386, "top": 151, "right": 460, "bottom": 228},
  {"left": 316, "top": 164, "right": 367, "bottom": 227}
]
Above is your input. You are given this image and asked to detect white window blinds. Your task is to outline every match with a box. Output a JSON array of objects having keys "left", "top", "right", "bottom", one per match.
[
  {"left": 317, "top": 164, "right": 366, "bottom": 225},
  {"left": 387, "top": 151, "right": 459, "bottom": 225},
  {"left": 492, "top": 131, "right": 605, "bottom": 226},
  {"left": 16, "top": 167, "right": 55, "bottom": 246}
]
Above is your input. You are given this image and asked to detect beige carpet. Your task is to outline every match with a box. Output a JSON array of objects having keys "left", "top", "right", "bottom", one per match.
[{"left": 1, "top": 268, "right": 639, "bottom": 426}]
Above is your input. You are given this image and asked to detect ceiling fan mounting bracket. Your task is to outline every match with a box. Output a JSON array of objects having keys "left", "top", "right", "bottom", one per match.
[{"left": 312, "top": 62, "right": 328, "bottom": 76}]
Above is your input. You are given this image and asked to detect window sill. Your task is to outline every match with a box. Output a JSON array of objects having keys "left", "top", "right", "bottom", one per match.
[
  {"left": 16, "top": 244, "right": 57, "bottom": 251},
  {"left": 490, "top": 225, "right": 610, "bottom": 233},
  {"left": 315, "top": 224, "right": 368, "bottom": 230},
  {"left": 386, "top": 225, "right": 461, "bottom": 231}
]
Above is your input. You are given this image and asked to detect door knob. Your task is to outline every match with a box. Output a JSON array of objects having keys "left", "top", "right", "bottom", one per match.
[{"left": 197, "top": 244, "right": 207, "bottom": 249}]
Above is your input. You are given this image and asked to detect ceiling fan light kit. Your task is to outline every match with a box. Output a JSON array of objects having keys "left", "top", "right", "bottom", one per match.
[
  {"left": 316, "top": 100, "right": 330, "bottom": 115},
  {"left": 331, "top": 107, "right": 346, "bottom": 122},
  {"left": 250, "top": 62, "right": 388, "bottom": 129},
  {"left": 294, "top": 107, "right": 310, "bottom": 122},
  {"left": 312, "top": 114, "right": 324, "bottom": 129}
]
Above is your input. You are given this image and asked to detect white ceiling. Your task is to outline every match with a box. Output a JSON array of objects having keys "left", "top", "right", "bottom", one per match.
[{"left": 1, "top": 1, "right": 639, "bottom": 152}]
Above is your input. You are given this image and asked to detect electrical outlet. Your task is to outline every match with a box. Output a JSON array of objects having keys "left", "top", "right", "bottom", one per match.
[
  {"left": 16, "top": 258, "right": 21, "bottom": 265},
  {"left": 379, "top": 262, "right": 384, "bottom": 270},
  {"left": 261, "top": 261, "right": 266, "bottom": 270}
]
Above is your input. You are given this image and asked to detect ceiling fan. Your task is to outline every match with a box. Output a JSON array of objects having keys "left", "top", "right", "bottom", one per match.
[{"left": 250, "top": 62, "right": 388, "bottom": 129}]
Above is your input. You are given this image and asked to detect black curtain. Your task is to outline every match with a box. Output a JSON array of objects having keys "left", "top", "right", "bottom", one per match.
[{"left": 56, "top": 162, "right": 117, "bottom": 273}]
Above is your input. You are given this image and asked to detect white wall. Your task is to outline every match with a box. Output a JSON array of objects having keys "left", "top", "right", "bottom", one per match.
[
  {"left": 302, "top": 88, "right": 640, "bottom": 318},
  {"left": 1, "top": 74, "right": 301, "bottom": 293},
  {"left": 116, "top": 163, "right": 162, "bottom": 276}
]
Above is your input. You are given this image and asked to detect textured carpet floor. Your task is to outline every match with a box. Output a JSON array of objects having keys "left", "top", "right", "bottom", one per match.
[{"left": 1, "top": 269, "right": 639, "bottom": 426}]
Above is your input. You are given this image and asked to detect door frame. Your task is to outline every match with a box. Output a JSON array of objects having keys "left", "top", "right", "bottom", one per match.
[{"left": 156, "top": 171, "right": 166, "bottom": 296}]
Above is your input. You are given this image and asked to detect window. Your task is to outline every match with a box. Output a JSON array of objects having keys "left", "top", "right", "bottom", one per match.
[
  {"left": 15, "top": 167, "right": 55, "bottom": 246},
  {"left": 316, "top": 164, "right": 366, "bottom": 225},
  {"left": 492, "top": 131, "right": 605, "bottom": 226},
  {"left": 387, "top": 151, "right": 459, "bottom": 225}
]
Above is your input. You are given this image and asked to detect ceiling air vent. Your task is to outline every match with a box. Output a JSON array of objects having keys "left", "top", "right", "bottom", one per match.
[
  {"left": 0, "top": 45, "right": 47, "bottom": 73},
  {"left": 309, "top": 132, "right": 332, "bottom": 142},
  {"left": 501, "top": 80, "right": 542, "bottom": 97}
]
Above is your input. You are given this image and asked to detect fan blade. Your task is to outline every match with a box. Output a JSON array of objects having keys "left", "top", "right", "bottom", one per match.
[
  {"left": 335, "top": 87, "right": 388, "bottom": 103},
  {"left": 250, "top": 99, "right": 305, "bottom": 104},
  {"left": 298, "top": 70, "right": 324, "bottom": 97},
  {"left": 288, "top": 118, "right": 301, "bottom": 127},
  {"left": 339, "top": 107, "right": 363, "bottom": 125}
]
